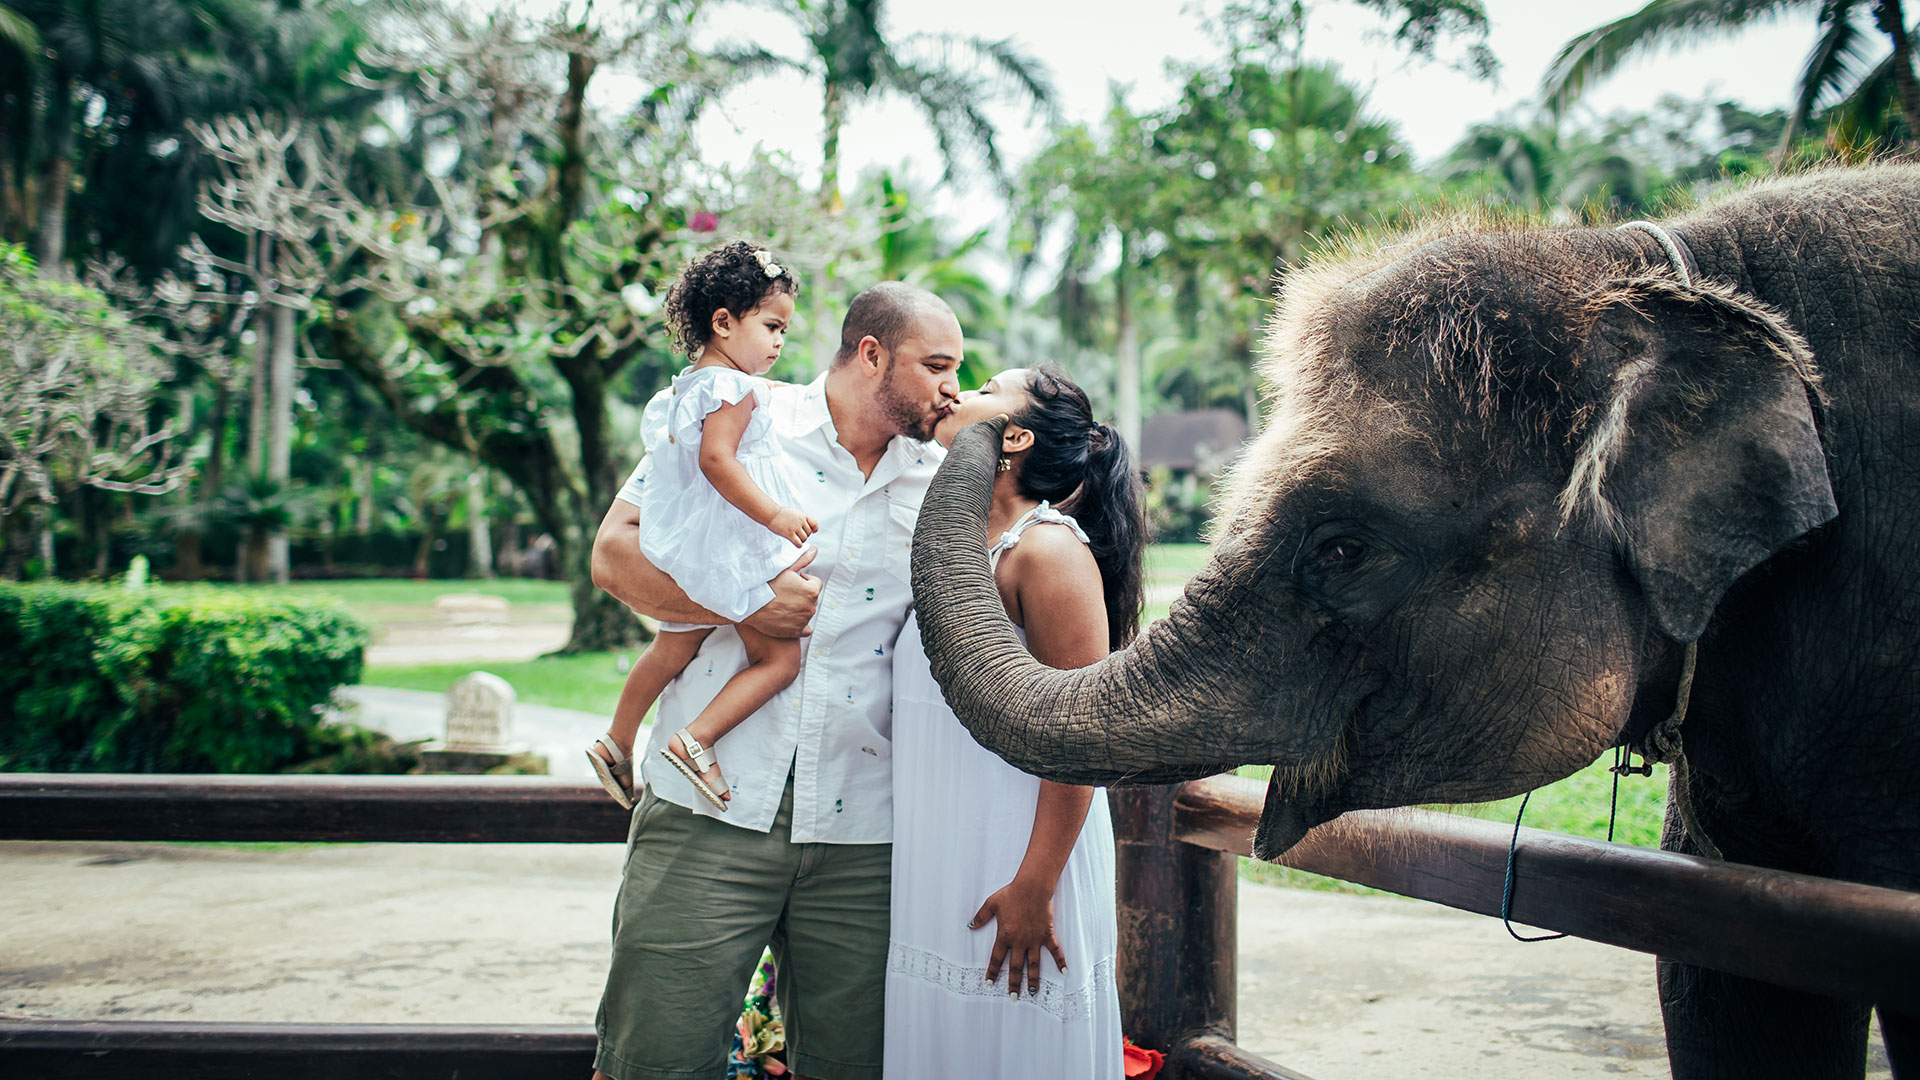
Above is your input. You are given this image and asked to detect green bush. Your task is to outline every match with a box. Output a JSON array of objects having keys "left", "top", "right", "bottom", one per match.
[{"left": 0, "top": 582, "right": 369, "bottom": 773}]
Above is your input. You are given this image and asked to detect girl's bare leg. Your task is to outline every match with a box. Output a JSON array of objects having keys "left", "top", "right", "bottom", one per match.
[
  {"left": 597, "top": 628, "right": 712, "bottom": 761},
  {"left": 663, "top": 624, "right": 803, "bottom": 799}
]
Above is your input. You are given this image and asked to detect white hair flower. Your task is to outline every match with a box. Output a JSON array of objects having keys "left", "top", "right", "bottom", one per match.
[{"left": 754, "top": 249, "right": 784, "bottom": 278}]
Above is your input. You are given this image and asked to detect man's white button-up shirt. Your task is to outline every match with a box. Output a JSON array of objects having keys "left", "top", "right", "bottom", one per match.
[{"left": 616, "top": 371, "right": 943, "bottom": 843}]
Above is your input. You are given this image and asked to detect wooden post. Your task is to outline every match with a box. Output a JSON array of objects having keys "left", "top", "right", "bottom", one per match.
[{"left": 1112, "top": 785, "right": 1238, "bottom": 1070}]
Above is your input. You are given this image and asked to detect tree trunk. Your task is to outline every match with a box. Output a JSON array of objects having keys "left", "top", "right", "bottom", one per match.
[
  {"left": 241, "top": 528, "right": 268, "bottom": 584},
  {"left": 356, "top": 458, "right": 375, "bottom": 533},
  {"left": 1115, "top": 240, "right": 1142, "bottom": 452},
  {"left": 84, "top": 488, "right": 110, "bottom": 577},
  {"left": 0, "top": 106, "right": 23, "bottom": 239},
  {"left": 247, "top": 275, "right": 271, "bottom": 479},
  {"left": 266, "top": 299, "right": 295, "bottom": 584},
  {"left": 37, "top": 507, "right": 55, "bottom": 577},
  {"left": 1874, "top": 0, "right": 1920, "bottom": 144},
  {"left": 556, "top": 342, "right": 650, "bottom": 652},
  {"left": 466, "top": 470, "right": 494, "bottom": 579},
  {"left": 413, "top": 517, "right": 436, "bottom": 578},
  {"left": 32, "top": 68, "right": 74, "bottom": 270},
  {"left": 820, "top": 80, "right": 845, "bottom": 208}
]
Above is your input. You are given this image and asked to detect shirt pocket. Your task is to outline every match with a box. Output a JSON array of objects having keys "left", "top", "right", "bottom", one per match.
[{"left": 884, "top": 498, "right": 918, "bottom": 585}]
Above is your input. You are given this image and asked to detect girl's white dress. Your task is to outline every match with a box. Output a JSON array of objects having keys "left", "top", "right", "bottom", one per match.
[
  {"left": 884, "top": 503, "right": 1123, "bottom": 1078},
  {"left": 637, "top": 366, "right": 804, "bottom": 625}
]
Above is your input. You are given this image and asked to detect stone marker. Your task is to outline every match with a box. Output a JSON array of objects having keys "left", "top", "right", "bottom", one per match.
[{"left": 419, "top": 671, "right": 519, "bottom": 773}]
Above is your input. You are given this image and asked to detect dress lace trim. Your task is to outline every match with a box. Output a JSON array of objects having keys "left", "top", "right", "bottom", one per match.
[{"left": 886, "top": 939, "right": 1116, "bottom": 1023}]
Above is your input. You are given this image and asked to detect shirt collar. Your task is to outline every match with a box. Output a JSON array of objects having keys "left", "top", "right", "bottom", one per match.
[{"left": 791, "top": 372, "right": 834, "bottom": 436}]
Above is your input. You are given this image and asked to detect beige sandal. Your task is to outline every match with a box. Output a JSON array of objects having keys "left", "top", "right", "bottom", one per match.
[
  {"left": 659, "top": 728, "right": 730, "bottom": 812},
  {"left": 586, "top": 735, "right": 635, "bottom": 809}
]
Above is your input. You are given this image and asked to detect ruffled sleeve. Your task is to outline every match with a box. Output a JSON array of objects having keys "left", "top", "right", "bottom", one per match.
[{"left": 651, "top": 367, "right": 766, "bottom": 451}]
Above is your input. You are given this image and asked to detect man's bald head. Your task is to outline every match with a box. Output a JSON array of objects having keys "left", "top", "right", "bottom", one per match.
[{"left": 833, "top": 282, "right": 956, "bottom": 367}]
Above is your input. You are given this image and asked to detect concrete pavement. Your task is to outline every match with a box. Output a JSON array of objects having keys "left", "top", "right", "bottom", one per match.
[{"left": 0, "top": 836, "right": 1743, "bottom": 1079}]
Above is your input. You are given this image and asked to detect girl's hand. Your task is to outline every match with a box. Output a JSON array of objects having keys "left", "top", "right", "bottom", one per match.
[
  {"left": 972, "top": 876, "right": 1068, "bottom": 998},
  {"left": 767, "top": 507, "right": 818, "bottom": 547}
]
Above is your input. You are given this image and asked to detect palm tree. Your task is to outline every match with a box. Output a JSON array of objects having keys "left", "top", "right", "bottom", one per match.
[
  {"left": 778, "top": 0, "right": 1057, "bottom": 204},
  {"left": 1542, "top": 0, "right": 1920, "bottom": 153},
  {"left": 1440, "top": 120, "right": 1656, "bottom": 215}
]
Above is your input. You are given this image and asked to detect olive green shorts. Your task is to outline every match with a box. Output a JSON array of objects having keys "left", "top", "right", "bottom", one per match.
[{"left": 593, "top": 777, "right": 891, "bottom": 1080}]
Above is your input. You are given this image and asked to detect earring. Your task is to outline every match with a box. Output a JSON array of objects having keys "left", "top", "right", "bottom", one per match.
[{"left": 996, "top": 456, "right": 1013, "bottom": 474}]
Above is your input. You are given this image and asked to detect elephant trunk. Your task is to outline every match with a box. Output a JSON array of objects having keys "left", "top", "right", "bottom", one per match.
[{"left": 911, "top": 418, "right": 1342, "bottom": 793}]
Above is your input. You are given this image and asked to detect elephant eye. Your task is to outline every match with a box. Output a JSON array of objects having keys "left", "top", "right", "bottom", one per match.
[{"left": 1314, "top": 538, "right": 1366, "bottom": 570}]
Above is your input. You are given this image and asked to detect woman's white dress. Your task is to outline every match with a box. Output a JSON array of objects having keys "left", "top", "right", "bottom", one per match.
[
  {"left": 884, "top": 503, "right": 1123, "bottom": 1078},
  {"left": 637, "top": 365, "right": 804, "bottom": 625}
]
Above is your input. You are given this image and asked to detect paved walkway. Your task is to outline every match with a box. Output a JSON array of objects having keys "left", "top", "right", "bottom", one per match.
[
  {"left": 1, "top": 839, "right": 1679, "bottom": 1078},
  {"left": 334, "top": 685, "right": 623, "bottom": 781}
]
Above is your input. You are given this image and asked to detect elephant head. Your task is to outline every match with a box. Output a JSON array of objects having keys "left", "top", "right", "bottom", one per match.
[{"left": 911, "top": 223, "right": 1838, "bottom": 860}]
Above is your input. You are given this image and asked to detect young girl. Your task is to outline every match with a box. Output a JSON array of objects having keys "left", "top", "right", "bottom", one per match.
[{"left": 587, "top": 240, "right": 812, "bottom": 812}]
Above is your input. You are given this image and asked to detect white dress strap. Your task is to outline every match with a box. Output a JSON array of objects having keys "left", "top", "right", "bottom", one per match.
[{"left": 988, "top": 501, "right": 1090, "bottom": 566}]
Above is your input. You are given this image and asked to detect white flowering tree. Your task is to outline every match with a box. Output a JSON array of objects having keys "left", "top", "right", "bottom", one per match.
[
  {"left": 0, "top": 245, "right": 192, "bottom": 576},
  {"left": 211, "top": 4, "right": 840, "bottom": 649}
]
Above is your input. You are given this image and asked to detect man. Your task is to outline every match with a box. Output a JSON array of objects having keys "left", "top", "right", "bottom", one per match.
[{"left": 590, "top": 282, "right": 963, "bottom": 1080}]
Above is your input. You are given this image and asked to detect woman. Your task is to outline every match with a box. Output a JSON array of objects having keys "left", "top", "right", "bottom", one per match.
[{"left": 885, "top": 364, "right": 1148, "bottom": 1076}]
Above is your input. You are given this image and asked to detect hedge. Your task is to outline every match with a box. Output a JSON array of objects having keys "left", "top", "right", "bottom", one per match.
[{"left": 0, "top": 582, "right": 370, "bottom": 773}]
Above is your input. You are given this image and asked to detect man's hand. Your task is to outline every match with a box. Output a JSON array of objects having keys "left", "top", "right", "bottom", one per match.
[
  {"left": 767, "top": 506, "right": 819, "bottom": 547},
  {"left": 743, "top": 548, "right": 820, "bottom": 638}
]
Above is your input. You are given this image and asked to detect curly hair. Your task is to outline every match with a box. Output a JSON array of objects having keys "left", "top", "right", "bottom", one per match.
[{"left": 664, "top": 239, "right": 800, "bottom": 357}]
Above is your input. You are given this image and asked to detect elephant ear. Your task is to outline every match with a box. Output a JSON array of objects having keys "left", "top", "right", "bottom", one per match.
[{"left": 1561, "top": 276, "right": 1836, "bottom": 643}]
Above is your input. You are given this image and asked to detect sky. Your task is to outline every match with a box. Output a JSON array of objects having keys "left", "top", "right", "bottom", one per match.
[{"left": 682, "top": 0, "right": 1830, "bottom": 229}]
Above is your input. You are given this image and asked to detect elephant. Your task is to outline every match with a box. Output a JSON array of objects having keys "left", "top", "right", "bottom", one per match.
[{"left": 910, "top": 164, "right": 1920, "bottom": 1079}]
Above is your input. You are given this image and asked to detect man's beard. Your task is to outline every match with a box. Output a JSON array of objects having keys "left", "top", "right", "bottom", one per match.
[{"left": 878, "top": 359, "right": 938, "bottom": 440}]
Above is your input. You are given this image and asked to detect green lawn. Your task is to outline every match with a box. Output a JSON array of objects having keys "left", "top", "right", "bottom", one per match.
[
  {"left": 1145, "top": 542, "right": 1212, "bottom": 581},
  {"left": 366, "top": 650, "right": 635, "bottom": 717},
  {"left": 279, "top": 578, "right": 572, "bottom": 613}
]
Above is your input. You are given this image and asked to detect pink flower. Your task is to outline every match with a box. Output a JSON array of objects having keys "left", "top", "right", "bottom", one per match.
[{"left": 690, "top": 211, "right": 719, "bottom": 233}]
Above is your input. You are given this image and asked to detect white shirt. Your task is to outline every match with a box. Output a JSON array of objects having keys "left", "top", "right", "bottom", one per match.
[{"left": 616, "top": 372, "right": 943, "bottom": 843}]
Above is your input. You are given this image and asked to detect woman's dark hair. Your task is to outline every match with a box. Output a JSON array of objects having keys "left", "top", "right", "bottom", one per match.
[
  {"left": 1010, "top": 364, "right": 1150, "bottom": 649},
  {"left": 664, "top": 239, "right": 799, "bottom": 357}
]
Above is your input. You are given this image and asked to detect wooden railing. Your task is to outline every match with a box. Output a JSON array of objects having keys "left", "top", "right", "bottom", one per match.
[{"left": 4, "top": 772, "right": 1919, "bottom": 1078}]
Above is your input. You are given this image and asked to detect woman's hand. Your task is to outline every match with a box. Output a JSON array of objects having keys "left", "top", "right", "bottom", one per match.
[{"left": 972, "top": 875, "right": 1068, "bottom": 998}]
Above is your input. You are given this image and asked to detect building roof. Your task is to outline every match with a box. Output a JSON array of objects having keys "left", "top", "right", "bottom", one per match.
[{"left": 1139, "top": 408, "right": 1249, "bottom": 473}]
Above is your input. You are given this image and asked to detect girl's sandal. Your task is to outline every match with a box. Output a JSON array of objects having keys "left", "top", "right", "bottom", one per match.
[
  {"left": 586, "top": 735, "right": 636, "bottom": 810},
  {"left": 660, "top": 728, "right": 730, "bottom": 813}
]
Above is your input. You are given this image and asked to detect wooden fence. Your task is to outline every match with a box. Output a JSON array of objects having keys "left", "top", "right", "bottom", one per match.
[{"left": 3, "top": 772, "right": 1918, "bottom": 1078}]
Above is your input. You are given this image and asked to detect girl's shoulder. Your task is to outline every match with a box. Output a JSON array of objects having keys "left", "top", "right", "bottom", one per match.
[{"left": 674, "top": 365, "right": 766, "bottom": 410}]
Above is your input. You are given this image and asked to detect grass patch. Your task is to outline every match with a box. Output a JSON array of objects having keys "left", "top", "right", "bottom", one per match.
[
  {"left": 279, "top": 578, "right": 571, "bottom": 617},
  {"left": 1233, "top": 757, "right": 1669, "bottom": 894},
  {"left": 1145, "top": 542, "right": 1212, "bottom": 581},
  {"left": 279, "top": 578, "right": 571, "bottom": 607},
  {"left": 1447, "top": 757, "right": 1669, "bottom": 850},
  {"left": 364, "top": 650, "right": 635, "bottom": 716}
]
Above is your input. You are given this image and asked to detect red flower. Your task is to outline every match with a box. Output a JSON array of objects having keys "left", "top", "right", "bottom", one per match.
[
  {"left": 690, "top": 211, "right": 719, "bottom": 233},
  {"left": 1123, "top": 1037, "right": 1165, "bottom": 1079}
]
